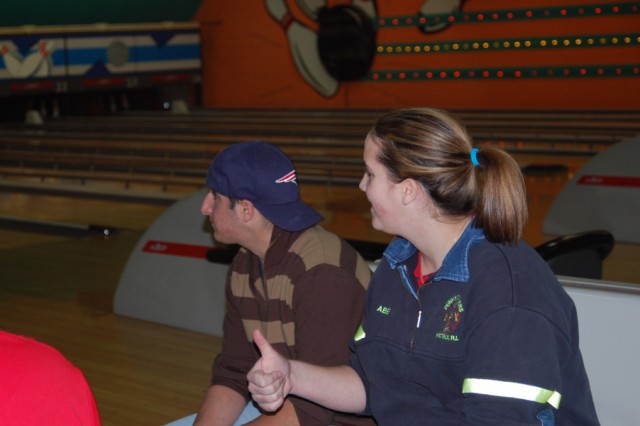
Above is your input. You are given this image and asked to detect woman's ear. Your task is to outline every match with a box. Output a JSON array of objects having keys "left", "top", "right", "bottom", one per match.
[{"left": 401, "top": 178, "right": 419, "bottom": 205}]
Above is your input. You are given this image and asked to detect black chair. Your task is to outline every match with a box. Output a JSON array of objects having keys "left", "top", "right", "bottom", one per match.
[{"left": 535, "top": 230, "right": 615, "bottom": 279}]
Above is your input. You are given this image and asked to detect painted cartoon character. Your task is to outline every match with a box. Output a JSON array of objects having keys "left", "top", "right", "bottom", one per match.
[
  {"left": 263, "top": 0, "right": 464, "bottom": 96},
  {"left": 0, "top": 40, "right": 55, "bottom": 78}
]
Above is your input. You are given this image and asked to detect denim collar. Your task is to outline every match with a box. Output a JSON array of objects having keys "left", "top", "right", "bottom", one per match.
[{"left": 382, "top": 221, "right": 485, "bottom": 284}]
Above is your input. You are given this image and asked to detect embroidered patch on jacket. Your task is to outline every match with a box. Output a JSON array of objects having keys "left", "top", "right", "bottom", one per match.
[{"left": 435, "top": 295, "right": 464, "bottom": 342}]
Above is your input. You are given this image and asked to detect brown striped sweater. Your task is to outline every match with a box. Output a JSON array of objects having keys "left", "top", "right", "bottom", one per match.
[{"left": 211, "top": 225, "right": 375, "bottom": 425}]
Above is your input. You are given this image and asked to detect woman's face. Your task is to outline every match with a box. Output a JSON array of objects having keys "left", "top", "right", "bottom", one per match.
[{"left": 359, "top": 135, "right": 404, "bottom": 235}]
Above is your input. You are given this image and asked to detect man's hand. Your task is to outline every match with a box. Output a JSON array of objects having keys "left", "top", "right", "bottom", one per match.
[{"left": 247, "top": 329, "right": 293, "bottom": 412}]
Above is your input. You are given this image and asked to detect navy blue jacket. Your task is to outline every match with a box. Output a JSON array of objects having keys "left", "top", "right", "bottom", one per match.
[{"left": 350, "top": 224, "right": 599, "bottom": 425}]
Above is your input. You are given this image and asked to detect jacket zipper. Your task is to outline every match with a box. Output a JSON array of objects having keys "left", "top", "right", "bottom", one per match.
[
  {"left": 398, "top": 264, "right": 425, "bottom": 350},
  {"left": 409, "top": 284, "right": 424, "bottom": 349}
]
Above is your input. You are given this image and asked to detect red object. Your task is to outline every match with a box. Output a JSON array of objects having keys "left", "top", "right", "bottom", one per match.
[
  {"left": 577, "top": 175, "right": 640, "bottom": 188},
  {"left": 0, "top": 330, "right": 101, "bottom": 425},
  {"left": 82, "top": 77, "right": 127, "bottom": 88},
  {"left": 10, "top": 80, "right": 56, "bottom": 92},
  {"left": 143, "top": 239, "right": 211, "bottom": 259}
]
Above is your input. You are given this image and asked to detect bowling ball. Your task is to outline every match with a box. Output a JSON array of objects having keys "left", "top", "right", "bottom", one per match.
[{"left": 317, "top": 5, "right": 377, "bottom": 81}]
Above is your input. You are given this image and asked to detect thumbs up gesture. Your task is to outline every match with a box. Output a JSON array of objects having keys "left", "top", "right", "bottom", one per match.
[{"left": 247, "top": 329, "right": 293, "bottom": 412}]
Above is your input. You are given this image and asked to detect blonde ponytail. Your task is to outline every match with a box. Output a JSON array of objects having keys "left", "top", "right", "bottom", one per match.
[{"left": 370, "top": 108, "right": 527, "bottom": 243}]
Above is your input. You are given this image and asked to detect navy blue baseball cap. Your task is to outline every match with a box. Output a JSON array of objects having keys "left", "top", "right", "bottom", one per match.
[{"left": 206, "top": 141, "right": 323, "bottom": 232}]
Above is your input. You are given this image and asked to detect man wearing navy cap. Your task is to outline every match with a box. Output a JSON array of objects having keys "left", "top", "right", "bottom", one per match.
[{"left": 192, "top": 141, "right": 374, "bottom": 426}]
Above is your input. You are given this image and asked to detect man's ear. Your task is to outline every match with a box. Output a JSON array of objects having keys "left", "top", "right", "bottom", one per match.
[{"left": 236, "top": 199, "right": 255, "bottom": 222}]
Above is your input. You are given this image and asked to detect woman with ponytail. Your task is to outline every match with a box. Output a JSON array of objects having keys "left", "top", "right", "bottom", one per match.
[{"left": 247, "top": 108, "right": 599, "bottom": 426}]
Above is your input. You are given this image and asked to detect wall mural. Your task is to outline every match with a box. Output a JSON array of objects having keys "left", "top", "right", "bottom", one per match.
[
  {"left": 263, "top": 0, "right": 464, "bottom": 96},
  {"left": 262, "top": 0, "right": 638, "bottom": 98},
  {"left": 0, "top": 24, "right": 201, "bottom": 97},
  {"left": 0, "top": 40, "right": 58, "bottom": 79}
]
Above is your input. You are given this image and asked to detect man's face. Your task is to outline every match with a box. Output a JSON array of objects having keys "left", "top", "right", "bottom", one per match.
[{"left": 200, "top": 191, "right": 241, "bottom": 244}]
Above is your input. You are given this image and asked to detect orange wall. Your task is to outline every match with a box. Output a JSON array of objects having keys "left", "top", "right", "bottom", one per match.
[{"left": 195, "top": 0, "right": 640, "bottom": 110}]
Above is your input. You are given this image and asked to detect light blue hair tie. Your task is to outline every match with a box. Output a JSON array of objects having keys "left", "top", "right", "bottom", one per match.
[{"left": 470, "top": 148, "right": 480, "bottom": 166}]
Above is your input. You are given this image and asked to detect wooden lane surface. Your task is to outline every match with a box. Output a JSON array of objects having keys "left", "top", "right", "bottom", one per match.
[
  {"left": 0, "top": 193, "right": 216, "bottom": 426},
  {"left": 52, "top": 109, "right": 640, "bottom": 152},
  {"left": 0, "top": 128, "right": 600, "bottom": 174},
  {"left": 1, "top": 171, "right": 638, "bottom": 282},
  {"left": 11, "top": 108, "right": 640, "bottom": 148},
  {"left": 0, "top": 130, "right": 598, "bottom": 196},
  {"left": 0, "top": 115, "right": 619, "bottom": 196},
  {"left": 19, "top": 109, "right": 640, "bottom": 144},
  {"left": 56, "top": 108, "right": 640, "bottom": 129},
  {"left": 6, "top": 107, "right": 639, "bottom": 193},
  {"left": 1, "top": 161, "right": 639, "bottom": 426}
]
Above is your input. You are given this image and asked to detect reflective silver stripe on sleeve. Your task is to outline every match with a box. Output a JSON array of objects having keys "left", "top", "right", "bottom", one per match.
[
  {"left": 354, "top": 324, "right": 366, "bottom": 341},
  {"left": 462, "top": 378, "right": 562, "bottom": 409}
]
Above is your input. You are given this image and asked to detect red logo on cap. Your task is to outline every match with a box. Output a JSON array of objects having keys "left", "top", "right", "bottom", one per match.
[{"left": 275, "top": 170, "right": 297, "bottom": 184}]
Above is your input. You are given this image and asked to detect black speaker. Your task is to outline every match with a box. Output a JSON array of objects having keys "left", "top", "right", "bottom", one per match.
[{"left": 317, "top": 5, "right": 377, "bottom": 81}]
